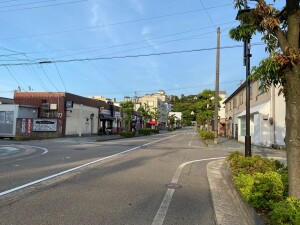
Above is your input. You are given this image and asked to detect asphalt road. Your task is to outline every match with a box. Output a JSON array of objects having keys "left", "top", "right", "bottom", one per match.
[{"left": 0, "top": 127, "right": 231, "bottom": 224}]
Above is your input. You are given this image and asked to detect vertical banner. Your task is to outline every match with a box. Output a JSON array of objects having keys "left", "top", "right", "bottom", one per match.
[
  {"left": 27, "top": 119, "right": 32, "bottom": 134},
  {"left": 21, "top": 119, "right": 26, "bottom": 133}
]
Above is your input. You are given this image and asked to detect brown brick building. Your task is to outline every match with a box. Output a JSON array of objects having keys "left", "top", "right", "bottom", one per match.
[{"left": 14, "top": 92, "right": 120, "bottom": 136}]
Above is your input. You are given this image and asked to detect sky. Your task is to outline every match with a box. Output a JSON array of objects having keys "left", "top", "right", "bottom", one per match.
[{"left": 0, "top": 0, "right": 285, "bottom": 102}]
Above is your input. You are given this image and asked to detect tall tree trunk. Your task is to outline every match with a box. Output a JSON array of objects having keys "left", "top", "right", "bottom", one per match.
[{"left": 283, "top": 65, "right": 300, "bottom": 199}]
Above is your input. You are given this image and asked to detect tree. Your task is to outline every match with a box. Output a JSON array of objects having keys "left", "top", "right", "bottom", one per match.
[
  {"left": 230, "top": 0, "right": 300, "bottom": 198},
  {"left": 151, "top": 107, "right": 160, "bottom": 129},
  {"left": 137, "top": 103, "right": 152, "bottom": 128},
  {"left": 168, "top": 114, "right": 176, "bottom": 128},
  {"left": 120, "top": 101, "right": 134, "bottom": 131},
  {"left": 195, "top": 90, "right": 216, "bottom": 128}
]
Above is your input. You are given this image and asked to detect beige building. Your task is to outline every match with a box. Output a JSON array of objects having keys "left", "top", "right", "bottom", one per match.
[
  {"left": 224, "top": 81, "right": 285, "bottom": 147},
  {"left": 136, "top": 94, "right": 167, "bottom": 129}
]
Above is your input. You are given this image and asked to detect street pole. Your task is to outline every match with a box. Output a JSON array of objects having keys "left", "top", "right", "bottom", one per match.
[
  {"left": 244, "top": 0, "right": 252, "bottom": 157},
  {"left": 214, "top": 27, "right": 220, "bottom": 144}
]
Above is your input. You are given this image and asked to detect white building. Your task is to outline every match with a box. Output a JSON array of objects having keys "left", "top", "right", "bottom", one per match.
[{"left": 224, "top": 81, "right": 286, "bottom": 147}]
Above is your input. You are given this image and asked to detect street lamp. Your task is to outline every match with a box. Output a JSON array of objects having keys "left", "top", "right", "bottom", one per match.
[{"left": 236, "top": 0, "right": 254, "bottom": 157}]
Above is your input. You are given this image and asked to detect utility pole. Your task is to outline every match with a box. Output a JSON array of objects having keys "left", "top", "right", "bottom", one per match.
[
  {"left": 214, "top": 27, "right": 220, "bottom": 144},
  {"left": 244, "top": 0, "right": 252, "bottom": 157}
]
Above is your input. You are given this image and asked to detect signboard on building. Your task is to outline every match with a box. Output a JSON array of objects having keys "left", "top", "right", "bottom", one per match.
[
  {"left": 21, "top": 119, "right": 26, "bottom": 133},
  {"left": 27, "top": 119, "right": 32, "bottom": 134},
  {"left": 33, "top": 119, "right": 57, "bottom": 132}
]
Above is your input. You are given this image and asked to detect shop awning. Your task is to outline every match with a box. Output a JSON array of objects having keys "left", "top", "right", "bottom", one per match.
[
  {"left": 99, "top": 114, "right": 115, "bottom": 120},
  {"left": 237, "top": 101, "right": 269, "bottom": 118}
]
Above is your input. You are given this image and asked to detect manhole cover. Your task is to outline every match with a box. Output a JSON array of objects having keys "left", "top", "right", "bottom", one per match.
[
  {"left": 74, "top": 148, "right": 87, "bottom": 151},
  {"left": 165, "top": 183, "right": 182, "bottom": 189}
]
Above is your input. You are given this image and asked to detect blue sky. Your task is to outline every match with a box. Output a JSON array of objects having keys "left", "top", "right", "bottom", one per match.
[{"left": 0, "top": 0, "right": 285, "bottom": 101}]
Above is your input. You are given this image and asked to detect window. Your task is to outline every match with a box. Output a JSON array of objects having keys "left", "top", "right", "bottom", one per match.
[
  {"left": 258, "top": 80, "right": 265, "bottom": 95},
  {"left": 233, "top": 98, "right": 237, "bottom": 109},
  {"left": 240, "top": 117, "right": 246, "bottom": 136},
  {"left": 229, "top": 101, "right": 232, "bottom": 111},
  {"left": 239, "top": 92, "right": 243, "bottom": 105}
]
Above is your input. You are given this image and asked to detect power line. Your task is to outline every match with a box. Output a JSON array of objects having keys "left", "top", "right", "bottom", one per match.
[
  {"left": 39, "top": 65, "right": 60, "bottom": 91},
  {"left": 25, "top": 65, "right": 51, "bottom": 92},
  {"left": 0, "top": 43, "right": 265, "bottom": 67},
  {"left": 54, "top": 62, "right": 67, "bottom": 92},
  {"left": 0, "top": 0, "right": 60, "bottom": 9},
  {"left": 198, "top": 0, "right": 216, "bottom": 28},
  {"left": 0, "top": 0, "right": 86, "bottom": 13},
  {"left": 0, "top": 21, "right": 237, "bottom": 58},
  {"left": 80, "top": 80, "right": 241, "bottom": 96},
  {"left": 56, "top": 30, "right": 219, "bottom": 59},
  {"left": 88, "top": 60, "right": 124, "bottom": 93},
  {"left": 0, "top": 3, "right": 233, "bottom": 40},
  {"left": 5, "top": 66, "right": 25, "bottom": 91}
]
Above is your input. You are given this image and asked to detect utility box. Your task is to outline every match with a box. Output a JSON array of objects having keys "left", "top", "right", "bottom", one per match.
[{"left": 0, "top": 105, "right": 38, "bottom": 137}]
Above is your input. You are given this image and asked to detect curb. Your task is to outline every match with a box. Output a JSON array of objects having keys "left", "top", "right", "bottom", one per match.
[{"left": 207, "top": 160, "right": 264, "bottom": 225}]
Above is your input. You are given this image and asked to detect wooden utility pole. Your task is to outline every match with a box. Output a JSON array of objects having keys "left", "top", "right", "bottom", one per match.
[{"left": 214, "top": 27, "right": 220, "bottom": 144}]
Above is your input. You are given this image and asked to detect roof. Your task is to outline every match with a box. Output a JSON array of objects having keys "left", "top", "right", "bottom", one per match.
[
  {"left": 236, "top": 101, "right": 269, "bottom": 117},
  {"left": 223, "top": 82, "right": 246, "bottom": 104},
  {"left": 0, "top": 97, "right": 14, "bottom": 104}
]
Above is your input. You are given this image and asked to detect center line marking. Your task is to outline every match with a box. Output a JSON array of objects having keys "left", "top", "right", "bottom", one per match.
[{"left": 151, "top": 157, "right": 225, "bottom": 225}]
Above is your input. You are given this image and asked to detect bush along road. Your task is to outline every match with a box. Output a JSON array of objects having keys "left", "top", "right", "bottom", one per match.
[{"left": 226, "top": 152, "right": 300, "bottom": 225}]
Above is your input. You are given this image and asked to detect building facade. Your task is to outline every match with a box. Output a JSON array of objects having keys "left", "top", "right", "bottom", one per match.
[
  {"left": 14, "top": 92, "right": 119, "bottom": 137},
  {"left": 224, "top": 81, "right": 285, "bottom": 147}
]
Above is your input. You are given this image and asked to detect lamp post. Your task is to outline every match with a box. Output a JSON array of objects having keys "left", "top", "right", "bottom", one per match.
[{"left": 236, "top": 0, "right": 253, "bottom": 157}]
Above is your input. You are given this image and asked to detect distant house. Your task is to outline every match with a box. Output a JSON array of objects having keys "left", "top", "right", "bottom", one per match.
[
  {"left": 224, "top": 81, "right": 285, "bottom": 147},
  {"left": 0, "top": 97, "right": 13, "bottom": 105},
  {"left": 168, "top": 112, "right": 182, "bottom": 127}
]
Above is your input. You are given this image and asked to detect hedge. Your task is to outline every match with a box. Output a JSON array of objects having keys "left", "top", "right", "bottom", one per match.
[{"left": 226, "top": 152, "right": 298, "bottom": 224}]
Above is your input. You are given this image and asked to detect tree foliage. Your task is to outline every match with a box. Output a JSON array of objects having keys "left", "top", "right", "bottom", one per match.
[
  {"left": 230, "top": 0, "right": 300, "bottom": 92},
  {"left": 171, "top": 89, "right": 220, "bottom": 126},
  {"left": 120, "top": 101, "right": 134, "bottom": 131},
  {"left": 230, "top": 0, "right": 300, "bottom": 199}
]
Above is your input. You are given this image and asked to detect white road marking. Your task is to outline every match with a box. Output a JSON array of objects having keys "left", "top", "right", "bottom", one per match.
[
  {"left": 0, "top": 146, "right": 49, "bottom": 165},
  {"left": 188, "top": 132, "right": 195, "bottom": 147},
  {"left": 152, "top": 157, "right": 226, "bottom": 225},
  {"left": 0, "top": 134, "right": 179, "bottom": 197}
]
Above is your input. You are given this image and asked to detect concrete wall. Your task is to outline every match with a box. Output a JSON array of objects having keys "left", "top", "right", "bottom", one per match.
[
  {"left": 15, "top": 118, "right": 63, "bottom": 140},
  {"left": 65, "top": 103, "right": 99, "bottom": 136}
]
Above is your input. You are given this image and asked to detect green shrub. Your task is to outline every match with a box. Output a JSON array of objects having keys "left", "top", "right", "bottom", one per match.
[
  {"left": 270, "top": 197, "right": 300, "bottom": 225},
  {"left": 168, "top": 128, "right": 173, "bottom": 131},
  {"left": 199, "top": 130, "right": 214, "bottom": 140},
  {"left": 150, "top": 129, "right": 160, "bottom": 134},
  {"left": 227, "top": 152, "right": 283, "bottom": 176},
  {"left": 120, "top": 131, "right": 135, "bottom": 137},
  {"left": 235, "top": 171, "right": 284, "bottom": 209},
  {"left": 138, "top": 129, "right": 151, "bottom": 135}
]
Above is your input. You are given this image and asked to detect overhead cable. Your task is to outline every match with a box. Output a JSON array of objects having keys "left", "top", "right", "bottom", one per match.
[
  {"left": 0, "top": 43, "right": 265, "bottom": 67},
  {"left": 0, "top": 3, "right": 232, "bottom": 40}
]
